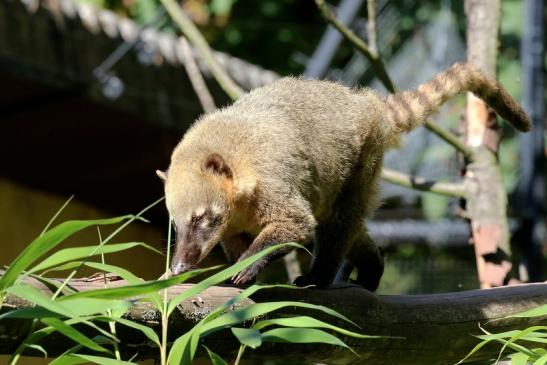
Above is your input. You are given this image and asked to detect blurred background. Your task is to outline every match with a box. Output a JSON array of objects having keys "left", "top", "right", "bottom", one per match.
[{"left": 0, "top": 0, "right": 545, "bottom": 296}]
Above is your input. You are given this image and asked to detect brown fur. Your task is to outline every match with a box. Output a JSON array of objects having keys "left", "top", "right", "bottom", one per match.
[{"left": 161, "top": 62, "right": 531, "bottom": 289}]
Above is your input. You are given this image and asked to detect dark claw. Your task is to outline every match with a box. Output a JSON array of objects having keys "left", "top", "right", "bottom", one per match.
[
  {"left": 231, "top": 261, "right": 263, "bottom": 285},
  {"left": 293, "top": 274, "right": 328, "bottom": 288}
]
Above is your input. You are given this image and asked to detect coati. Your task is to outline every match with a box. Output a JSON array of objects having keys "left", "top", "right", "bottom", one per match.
[{"left": 157, "top": 62, "right": 531, "bottom": 290}]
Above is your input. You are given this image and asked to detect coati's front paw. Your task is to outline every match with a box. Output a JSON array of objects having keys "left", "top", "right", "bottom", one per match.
[
  {"left": 231, "top": 261, "right": 264, "bottom": 285},
  {"left": 293, "top": 274, "right": 330, "bottom": 288}
]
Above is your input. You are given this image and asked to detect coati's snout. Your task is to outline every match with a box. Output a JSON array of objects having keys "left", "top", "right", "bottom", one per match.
[
  {"left": 169, "top": 204, "right": 227, "bottom": 274},
  {"left": 159, "top": 153, "right": 234, "bottom": 275},
  {"left": 171, "top": 243, "right": 200, "bottom": 275}
]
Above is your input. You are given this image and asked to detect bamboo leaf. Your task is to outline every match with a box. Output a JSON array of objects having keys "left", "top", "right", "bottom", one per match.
[
  {"left": 511, "top": 305, "right": 547, "bottom": 319},
  {"left": 203, "top": 345, "right": 229, "bottom": 365},
  {"left": 201, "top": 301, "right": 356, "bottom": 337},
  {"left": 534, "top": 353, "right": 547, "bottom": 365},
  {"left": 511, "top": 352, "right": 530, "bottom": 365},
  {"left": 25, "top": 344, "right": 48, "bottom": 358},
  {"left": 168, "top": 321, "right": 204, "bottom": 365},
  {"left": 56, "top": 354, "right": 136, "bottom": 365},
  {"left": 58, "top": 267, "right": 219, "bottom": 301},
  {"left": 0, "top": 287, "right": 131, "bottom": 320},
  {"left": 253, "top": 316, "right": 387, "bottom": 339},
  {"left": 30, "top": 242, "right": 161, "bottom": 273},
  {"left": 167, "top": 243, "right": 304, "bottom": 315},
  {"left": 231, "top": 327, "right": 262, "bottom": 349},
  {"left": 261, "top": 328, "right": 355, "bottom": 353},
  {"left": 95, "top": 316, "right": 161, "bottom": 347},
  {"left": 40, "top": 318, "right": 111, "bottom": 353},
  {"left": 167, "top": 283, "right": 297, "bottom": 365},
  {"left": 2, "top": 285, "right": 77, "bottom": 318},
  {"left": 0, "top": 216, "right": 133, "bottom": 291}
]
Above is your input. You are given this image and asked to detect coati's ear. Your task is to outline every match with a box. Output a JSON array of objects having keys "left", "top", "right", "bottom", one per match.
[
  {"left": 156, "top": 170, "right": 167, "bottom": 183},
  {"left": 202, "top": 153, "right": 233, "bottom": 179}
]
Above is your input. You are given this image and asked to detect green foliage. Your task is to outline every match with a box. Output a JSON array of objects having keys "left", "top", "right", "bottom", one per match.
[
  {"left": 460, "top": 305, "right": 547, "bottom": 364},
  {"left": 0, "top": 201, "right": 383, "bottom": 364}
]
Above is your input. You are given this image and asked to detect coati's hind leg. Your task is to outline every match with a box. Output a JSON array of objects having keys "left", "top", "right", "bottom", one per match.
[
  {"left": 294, "top": 191, "right": 365, "bottom": 288},
  {"left": 295, "top": 151, "right": 385, "bottom": 289},
  {"left": 345, "top": 229, "right": 384, "bottom": 291}
]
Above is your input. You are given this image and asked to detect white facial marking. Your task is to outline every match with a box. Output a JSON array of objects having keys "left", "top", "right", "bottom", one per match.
[
  {"left": 200, "top": 217, "right": 209, "bottom": 229},
  {"left": 195, "top": 206, "right": 206, "bottom": 217},
  {"left": 210, "top": 204, "right": 221, "bottom": 215}
]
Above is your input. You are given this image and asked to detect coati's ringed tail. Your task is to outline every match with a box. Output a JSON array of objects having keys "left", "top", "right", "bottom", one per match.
[{"left": 385, "top": 62, "right": 531, "bottom": 134}]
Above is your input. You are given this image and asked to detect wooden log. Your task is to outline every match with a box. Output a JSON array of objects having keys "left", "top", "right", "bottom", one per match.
[{"left": 1, "top": 276, "right": 547, "bottom": 364}]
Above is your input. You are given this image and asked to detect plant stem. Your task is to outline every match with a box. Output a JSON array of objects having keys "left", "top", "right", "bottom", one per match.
[
  {"left": 100, "top": 229, "right": 121, "bottom": 362},
  {"left": 40, "top": 195, "right": 74, "bottom": 237},
  {"left": 160, "top": 0, "right": 244, "bottom": 101},
  {"left": 160, "top": 214, "right": 173, "bottom": 365},
  {"left": 234, "top": 344, "right": 247, "bottom": 365}
]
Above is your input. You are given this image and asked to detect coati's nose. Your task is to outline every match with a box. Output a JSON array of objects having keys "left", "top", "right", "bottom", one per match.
[{"left": 171, "top": 260, "right": 191, "bottom": 275}]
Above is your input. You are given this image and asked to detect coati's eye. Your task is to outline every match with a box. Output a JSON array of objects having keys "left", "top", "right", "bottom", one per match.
[{"left": 191, "top": 213, "right": 205, "bottom": 226}]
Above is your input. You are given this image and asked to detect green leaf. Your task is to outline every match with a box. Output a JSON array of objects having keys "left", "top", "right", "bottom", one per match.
[
  {"left": 29, "top": 242, "right": 161, "bottom": 273},
  {"left": 261, "top": 328, "right": 353, "bottom": 352},
  {"left": 494, "top": 326, "right": 547, "bottom": 362},
  {"left": 203, "top": 345, "right": 229, "bottom": 365},
  {"left": 61, "top": 298, "right": 132, "bottom": 317},
  {"left": 534, "top": 353, "right": 547, "bottom": 365},
  {"left": 48, "top": 357, "right": 88, "bottom": 365},
  {"left": 25, "top": 344, "right": 48, "bottom": 358},
  {"left": 57, "top": 354, "right": 136, "bottom": 365},
  {"left": 511, "top": 352, "right": 530, "bottom": 365},
  {"left": 0, "top": 289, "right": 131, "bottom": 320},
  {"left": 0, "top": 216, "right": 133, "bottom": 291},
  {"left": 535, "top": 353, "right": 547, "bottom": 365},
  {"left": 95, "top": 316, "right": 161, "bottom": 347},
  {"left": 28, "top": 274, "right": 77, "bottom": 294},
  {"left": 167, "top": 283, "right": 297, "bottom": 365},
  {"left": 231, "top": 327, "right": 262, "bottom": 349},
  {"left": 166, "top": 243, "right": 305, "bottom": 315},
  {"left": 511, "top": 305, "right": 547, "bottom": 318},
  {"left": 2, "top": 285, "right": 77, "bottom": 318},
  {"left": 58, "top": 267, "right": 220, "bottom": 301},
  {"left": 40, "top": 318, "right": 111, "bottom": 353},
  {"left": 253, "top": 316, "right": 387, "bottom": 339},
  {"left": 0, "top": 306, "right": 62, "bottom": 319},
  {"left": 168, "top": 321, "right": 204, "bottom": 365},
  {"left": 40, "top": 195, "right": 75, "bottom": 236},
  {"left": 39, "top": 261, "right": 82, "bottom": 275},
  {"left": 77, "top": 262, "right": 143, "bottom": 284},
  {"left": 201, "top": 301, "right": 356, "bottom": 337},
  {"left": 39, "top": 261, "right": 143, "bottom": 287}
]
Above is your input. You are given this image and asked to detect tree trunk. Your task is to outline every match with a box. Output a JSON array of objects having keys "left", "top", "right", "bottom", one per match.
[
  {"left": 2, "top": 276, "right": 547, "bottom": 364},
  {"left": 464, "top": 0, "right": 514, "bottom": 288}
]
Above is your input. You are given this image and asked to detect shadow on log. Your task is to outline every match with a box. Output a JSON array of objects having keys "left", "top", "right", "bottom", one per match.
[{"left": 1, "top": 275, "right": 547, "bottom": 365}]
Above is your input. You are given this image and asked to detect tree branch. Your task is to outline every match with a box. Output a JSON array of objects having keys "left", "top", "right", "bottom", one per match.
[
  {"left": 178, "top": 36, "right": 217, "bottom": 113},
  {"left": 381, "top": 168, "right": 467, "bottom": 198},
  {"left": 160, "top": 0, "right": 244, "bottom": 100},
  {"left": 314, "top": 0, "right": 394, "bottom": 92},
  {"left": 2, "top": 275, "right": 547, "bottom": 364},
  {"left": 464, "top": 0, "right": 512, "bottom": 289},
  {"left": 366, "top": 0, "right": 378, "bottom": 56},
  {"left": 314, "top": 0, "right": 474, "bottom": 159}
]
